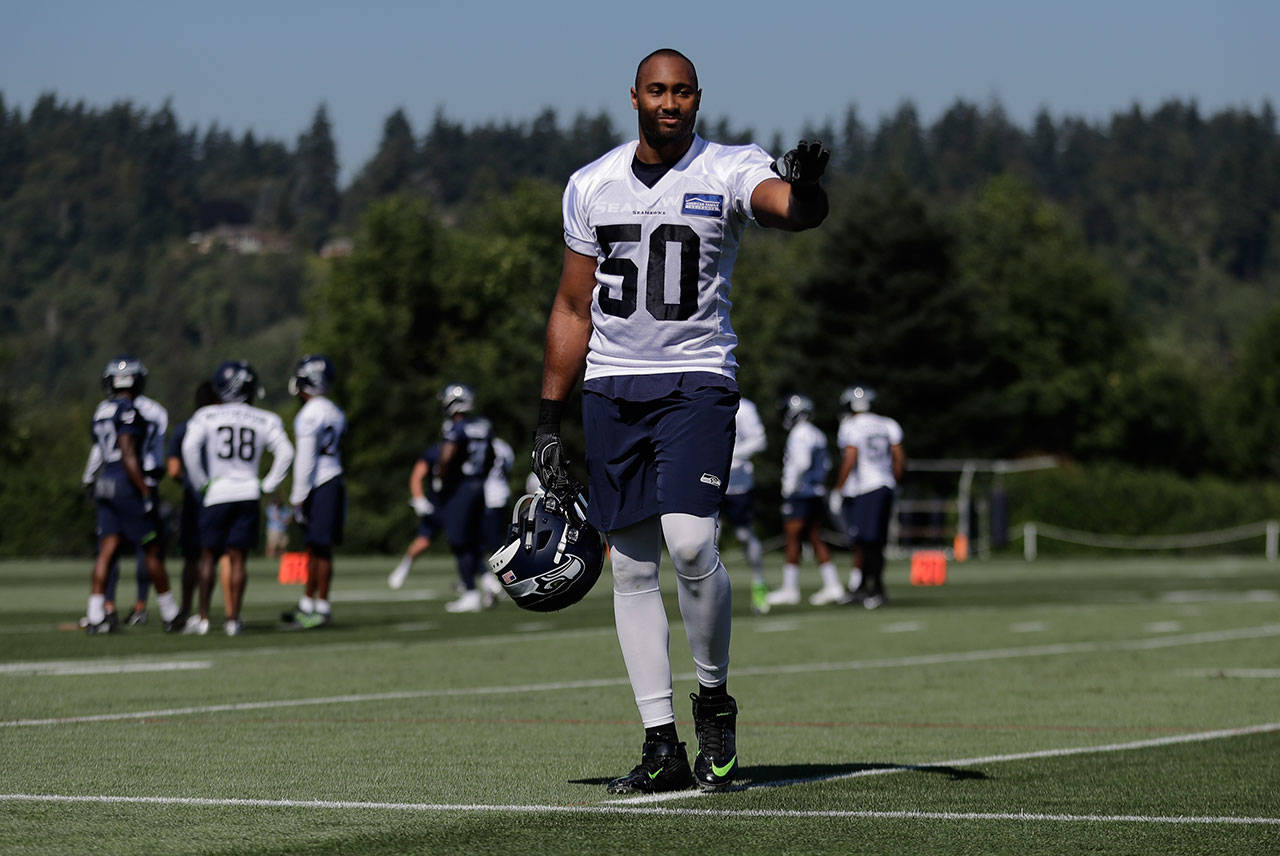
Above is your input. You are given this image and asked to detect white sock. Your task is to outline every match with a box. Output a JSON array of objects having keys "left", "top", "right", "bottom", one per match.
[
  {"left": 87, "top": 594, "right": 106, "bottom": 625},
  {"left": 820, "top": 562, "right": 840, "bottom": 589},
  {"left": 665, "top": 514, "right": 732, "bottom": 688},
  {"left": 316, "top": 599, "right": 331, "bottom": 616},
  {"left": 782, "top": 564, "right": 800, "bottom": 591},
  {"left": 394, "top": 556, "right": 411, "bottom": 574},
  {"left": 610, "top": 519, "right": 675, "bottom": 728},
  {"left": 298, "top": 595, "right": 315, "bottom": 614},
  {"left": 849, "top": 568, "right": 864, "bottom": 591},
  {"left": 156, "top": 590, "right": 179, "bottom": 623}
]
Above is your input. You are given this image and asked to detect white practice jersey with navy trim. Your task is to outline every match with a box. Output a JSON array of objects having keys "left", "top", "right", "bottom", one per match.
[
  {"left": 726, "top": 397, "right": 766, "bottom": 496},
  {"left": 289, "top": 395, "right": 346, "bottom": 506},
  {"left": 781, "top": 419, "right": 830, "bottom": 499},
  {"left": 838, "top": 412, "right": 904, "bottom": 497},
  {"left": 563, "top": 134, "right": 777, "bottom": 380},
  {"left": 484, "top": 436, "right": 514, "bottom": 510},
  {"left": 182, "top": 402, "right": 294, "bottom": 506}
]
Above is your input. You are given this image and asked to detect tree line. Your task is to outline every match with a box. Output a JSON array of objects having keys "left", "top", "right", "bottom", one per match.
[{"left": 1, "top": 91, "right": 1278, "bottom": 554}]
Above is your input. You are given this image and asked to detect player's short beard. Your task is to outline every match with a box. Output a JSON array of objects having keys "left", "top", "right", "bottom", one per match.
[{"left": 639, "top": 109, "right": 695, "bottom": 152}]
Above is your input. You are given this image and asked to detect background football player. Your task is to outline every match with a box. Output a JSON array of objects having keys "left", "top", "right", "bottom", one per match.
[
  {"left": 836, "top": 384, "right": 906, "bottom": 608},
  {"left": 83, "top": 356, "right": 181, "bottom": 634},
  {"left": 720, "top": 396, "right": 769, "bottom": 614},
  {"left": 181, "top": 360, "right": 294, "bottom": 635},
  {"left": 284, "top": 355, "right": 347, "bottom": 629}
]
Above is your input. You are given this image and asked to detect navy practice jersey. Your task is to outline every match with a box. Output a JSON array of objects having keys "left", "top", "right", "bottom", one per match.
[
  {"left": 440, "top": 415, "right": 495, "bottom": 489},
  {"left": 90, "top": 395, "right": 149, "bottom": 480}
]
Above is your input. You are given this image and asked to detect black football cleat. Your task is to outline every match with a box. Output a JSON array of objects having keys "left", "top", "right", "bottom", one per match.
[
  {"left": 690, "top": 692, "right": 738, "bottom": 791},
  {"left": 85, "top": 611, "right": 120, "bottom": 636},
  {"left": 605, "top": 739, "right": 694, "bottom": 795},
  {"left": 163, "top": 611, "right": 188, "bottom": 633}
]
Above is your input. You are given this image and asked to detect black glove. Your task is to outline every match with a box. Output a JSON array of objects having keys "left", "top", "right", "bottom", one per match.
[
  {"left": 532, "top": 431, "right": 570, "bottom": 495},
  {"left": 771, "top": 139, "right": 830, "bottom": 187}
]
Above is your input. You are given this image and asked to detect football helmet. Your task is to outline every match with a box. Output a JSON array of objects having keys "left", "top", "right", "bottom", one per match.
[
  {"left": 213, "top": 360, "right": 261, "bottom": 403},
  {"left": 101, "top": 355, "right": 147, "bottom": 394},
  {"left": 780, "top": 393, "right": 814, "bottom": 430},
  {"left": 487, "top": 490, "right": 605, "bottom": 612},
  {"left": 439, "top": 382, "right": 475, "bottom": 417},
  {"left": 840, "top": 384, "right": 876, "bottom": 413},
  {"left": 288, "top": 354, "right": 335, "bottom": 396}
]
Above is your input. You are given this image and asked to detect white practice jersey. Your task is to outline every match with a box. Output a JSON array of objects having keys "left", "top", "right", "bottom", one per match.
[
  {"left": 726, "top": 397, "right": 766, "bottom": 496},
  {"left": 485, "top": 437, "right": 515, "bottom": 510},
  {"left": 182, "top": 402, "right": 294, "bottom": 506},
  {"left": 82, "top": 394, "right": 169, "bottom": 487},
  {"left": 781, "top": 419, "right": 830, "bottom": 500},
  {"left": 289, "top": 395, "right": 347, "bottom": 506},
  {"left": 838, "top": 412, "right": 904, "bottom": 497},
  {"left": 563, "top": 134, "right": 777, "bottom": 380}
]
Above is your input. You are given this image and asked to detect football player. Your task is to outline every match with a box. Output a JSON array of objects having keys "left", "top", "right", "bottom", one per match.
[
  {"left": 167, "top": 381, "right": 220, "bottom": 627},
  {"left": 181, "top": 360, "right": 294, "bottom": 635},
  {"left": 283, "top": 355, "right": 347, "bottom": 629},
  {"left": 81, "top": 382, "right": 168, "bottom": 626},
  {"left": 720, "top": 396, "right": 769, "bottom": 614},
  {"left": 531, "top": 49, "right": 828, "bottom": 794},
  {"left": 483, "top": 436, "right": 515, "bottom": 555},
  {"left": 769, "top": 394, "right": 844, "bottom": 606},
  {"left": 836, "top": 385, "right": 906, "bottom": 608},
  {"left": 83, "top": 356, "right": 182, "bottom": 634},
  {"left": 435, "top": 382, "right": 499, "bottom": 613},
  {"left": 388, "top": 443, "right": 444, "bottom": 590}
]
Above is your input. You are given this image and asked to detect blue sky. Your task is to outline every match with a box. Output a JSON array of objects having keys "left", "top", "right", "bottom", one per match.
[{"left": 3, "top": 1, "right": 1275, "bottom": 183}]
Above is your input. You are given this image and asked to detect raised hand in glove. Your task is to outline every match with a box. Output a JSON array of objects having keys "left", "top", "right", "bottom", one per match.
[{"left": 771, "top": 139, "right": 830, "bottom": 187}]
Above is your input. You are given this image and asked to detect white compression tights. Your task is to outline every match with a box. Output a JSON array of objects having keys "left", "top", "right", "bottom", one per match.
[{"left": 609, "top": 513, "right": 733, "bottom": 727}]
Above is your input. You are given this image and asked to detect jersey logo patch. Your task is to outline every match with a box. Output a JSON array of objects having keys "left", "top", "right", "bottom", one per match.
[
  {"left": 700, "top": 473, "right": 722, "bottom": 487},
  {"left": 682, "top": 193, "right": 723, "bottom": 217}
]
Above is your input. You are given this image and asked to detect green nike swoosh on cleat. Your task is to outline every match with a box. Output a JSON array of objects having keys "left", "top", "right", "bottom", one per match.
[
  {"left": 647, "top": 769, "right": 663, "bottom": 780},
  {"left": 711, "top": 756, "right": 736, "bottom": 778}
]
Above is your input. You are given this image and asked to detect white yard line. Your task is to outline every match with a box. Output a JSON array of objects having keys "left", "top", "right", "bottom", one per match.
[
  {"left": 3, "top": 623, "right": 1279, "bottom": 729},
  {"left": 0, "top": 792, "right": 1274, "bottom": 825},
  {"left": 613, "top": 721, "right": 1280, "bottom": 805},
  {"left": 0, "top": 660, "right": 210, "bottom": 677}
]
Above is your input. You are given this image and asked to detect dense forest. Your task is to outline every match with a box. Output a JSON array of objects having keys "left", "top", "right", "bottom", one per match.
[{"left": 1, "top": 91, "right": 1279, "bottom": 554}]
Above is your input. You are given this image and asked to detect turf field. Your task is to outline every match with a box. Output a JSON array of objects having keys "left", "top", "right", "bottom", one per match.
[{"left": 1, "top": 551, "right": 1278, "bottom": 855}]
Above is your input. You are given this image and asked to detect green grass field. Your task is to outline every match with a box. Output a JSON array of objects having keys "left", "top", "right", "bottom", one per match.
[{"left": 2, "top": 550, "right": 1278, "bottom": 855}]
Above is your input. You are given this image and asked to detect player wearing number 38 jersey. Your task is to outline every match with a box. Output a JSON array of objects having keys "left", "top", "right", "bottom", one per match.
[
  {"left": 181, "top": 360, "right": 293, "bottom": 635},
  {"left": 532, "top": 49, "right": 829, "bottom": 797}
]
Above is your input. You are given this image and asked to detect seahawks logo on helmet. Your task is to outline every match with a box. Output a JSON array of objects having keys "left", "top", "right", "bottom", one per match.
[
  {"left": 840, "top": 384, "right": 876, "bottom": 413},
  {"left": 780, "top": 393, "right": 814, "bottom": 430},
  {"left": 101, "top": 355, "right": 147, "bottom": 395},
  {"left": 488, "top": 490, "right": 604, "bottom": 612},
  {"left": 289, "top": 354, "right": 336, "bottom": 396},
  {"left": 214, "top": 360, "right": 263, "bottom": 403},
  {"left": 439, "top": 382, "right": 476, "bottom": 417}
]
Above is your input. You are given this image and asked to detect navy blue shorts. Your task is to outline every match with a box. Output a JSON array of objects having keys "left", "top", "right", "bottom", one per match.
[
  {"left": 179, "top": 490, "right": 202, "bottom": 559},
  {"left": 415, "top": 512, "right": 441, "bottom": 540},
  {"left": 582, "top": 380, "right": 738, "bottom": 532},
  {"left": 720, "top": 491, "right": 755, "bottom": 530},
  {"left": 781, "top": 495, "right": 825, "bottom": 524},
  {"left": 302, "top": 478, "right": 345, "bottom": 548},
  {"left": 844, "top": 487, "right": 895, "bottom": 545},
  {"left": 440, "top": 480, "right": 485, "bottom": 549},
  {"left": 94, "top": 477, "right": 158, "bottom": 548},
  {"left": 483, "top": 505, "right": 508, "bottom": 552},
  {"left": 199, "top": 500, "right": 260, "bottom": 552}
]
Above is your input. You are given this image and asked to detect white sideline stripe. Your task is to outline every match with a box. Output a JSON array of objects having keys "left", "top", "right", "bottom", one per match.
[
  {"left": 5, "top": 623, "right": 1280, "bottom": 729},
  {"left": 0, "top": 793, "right": 1275, "bottom": 825},
  {"left": 0, "top": 661, "right": 210, "bottom": 677},
  {"left": 614, "top": 721, "right": 1280, "bottom": 805}
]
